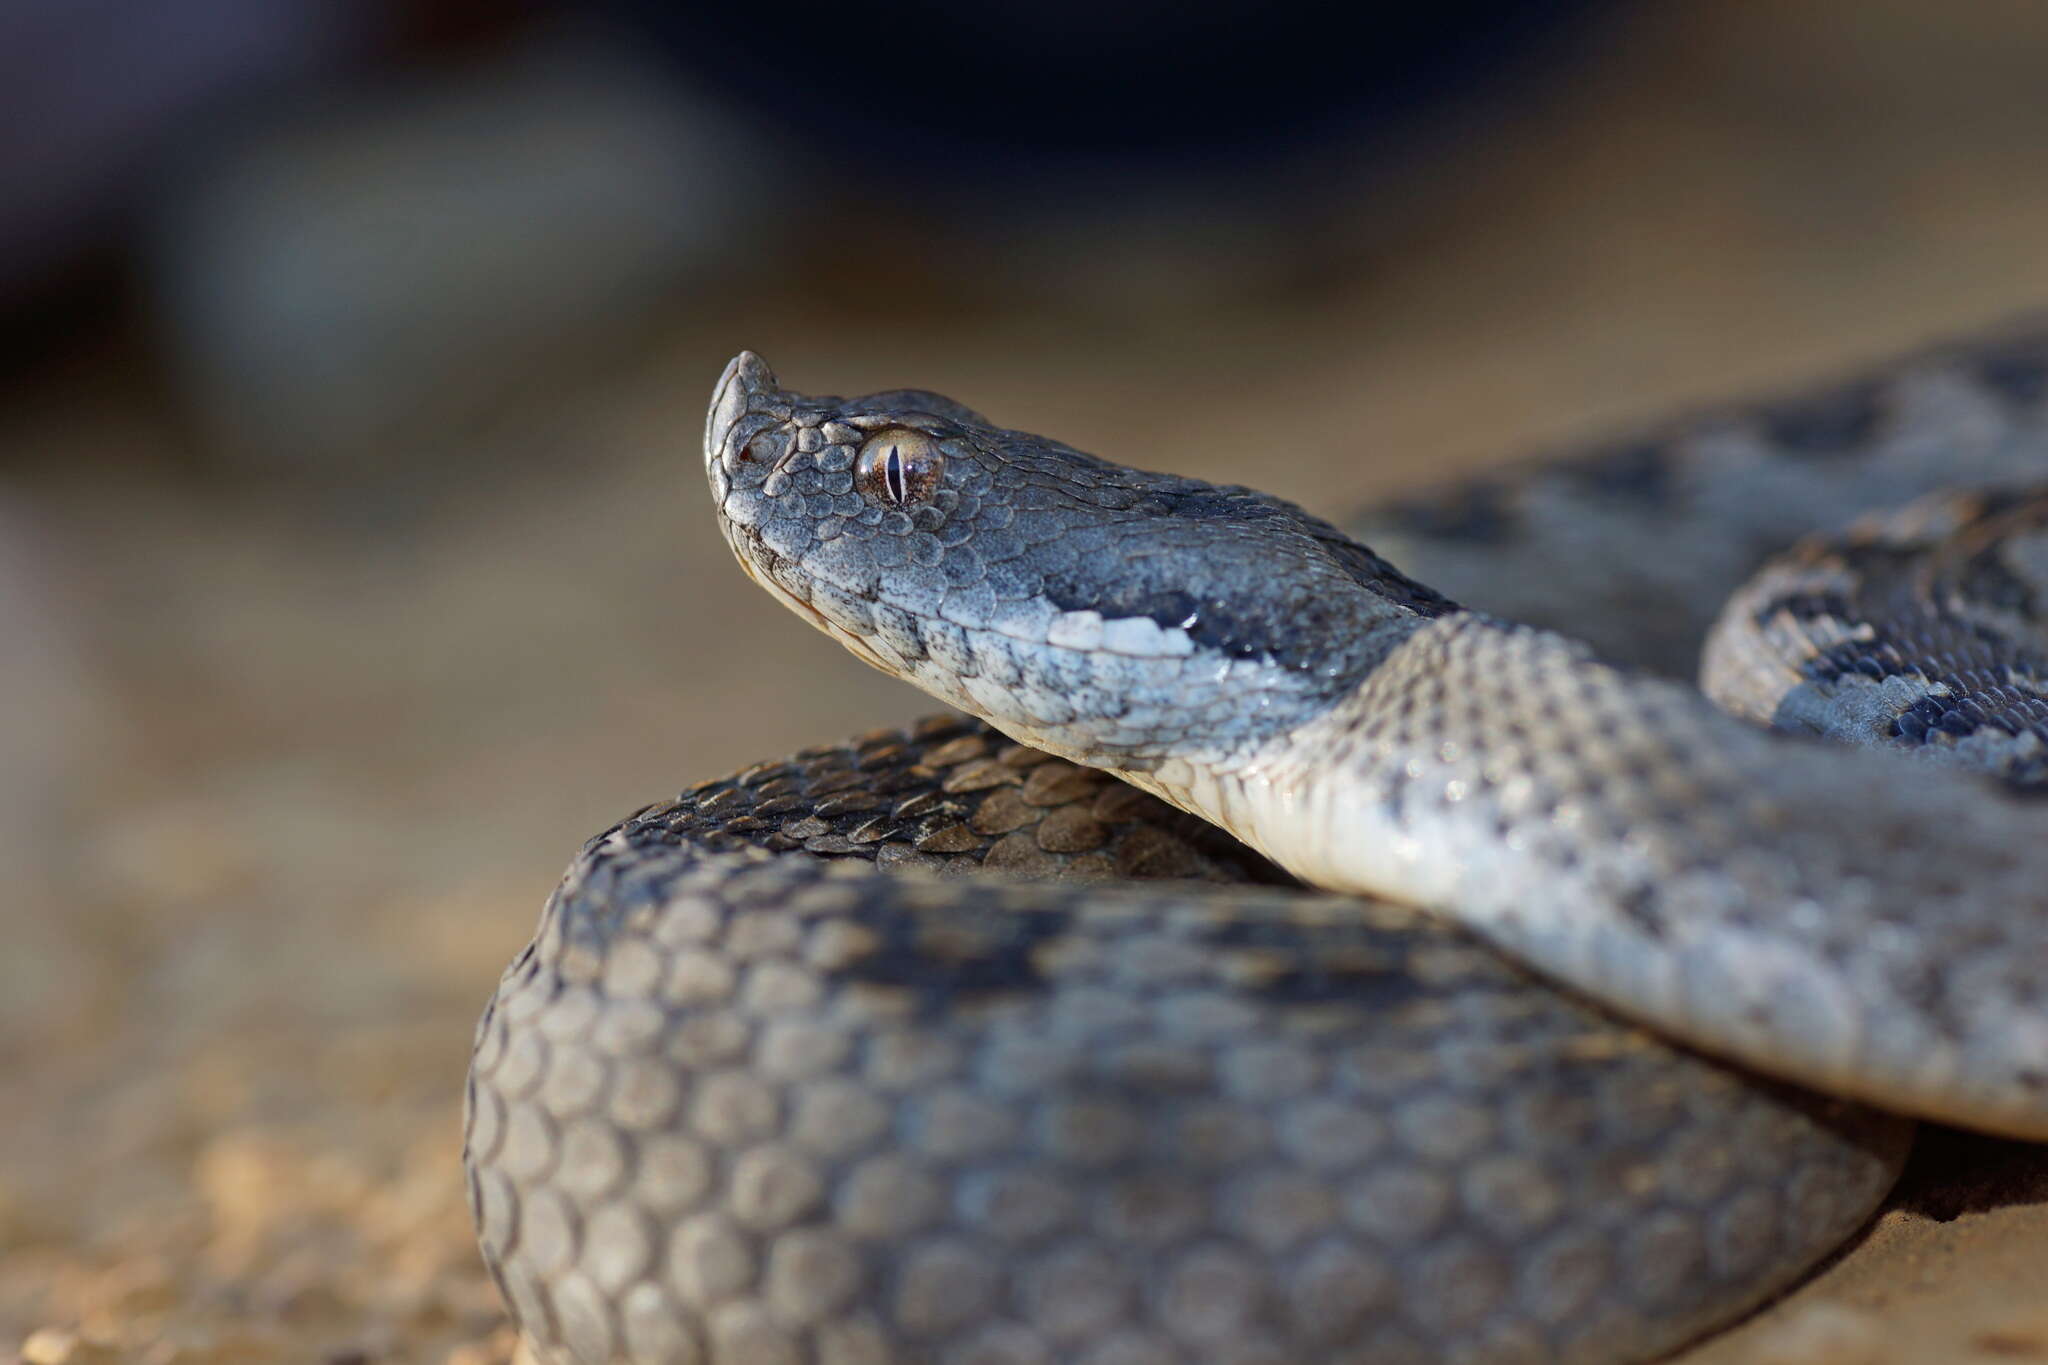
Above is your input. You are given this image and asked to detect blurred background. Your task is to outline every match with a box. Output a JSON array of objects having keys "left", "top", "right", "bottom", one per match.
[{"left": 6, "top": 2, "right": 2048, "bottom": 1362}]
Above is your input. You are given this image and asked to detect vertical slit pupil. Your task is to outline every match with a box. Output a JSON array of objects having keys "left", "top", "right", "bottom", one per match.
[{"left": 886, "top": 446, "right": 906, "bottom": 504}]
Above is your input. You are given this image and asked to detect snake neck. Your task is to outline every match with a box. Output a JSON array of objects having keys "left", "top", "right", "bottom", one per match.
[
  {"left": 1102, "top": 612, "right": 1560, "bottom": 918},
  {"left": 1116, "top": 610, "right": 1540, "bottom": 901}
]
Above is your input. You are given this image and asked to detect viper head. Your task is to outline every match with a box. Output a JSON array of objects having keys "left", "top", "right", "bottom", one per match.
[{"left": 704, "top": 352, "right": 1453, "bottom": 769}]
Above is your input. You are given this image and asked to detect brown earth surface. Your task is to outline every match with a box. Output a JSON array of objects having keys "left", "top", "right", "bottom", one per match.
[{"left": 5, "top": 4, "right": 2048, "bottom": 1363}]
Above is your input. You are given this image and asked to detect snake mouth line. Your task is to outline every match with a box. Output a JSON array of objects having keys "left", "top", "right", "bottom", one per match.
[{"left": 726, "top": 531, "right": 902, "bottom": 677}]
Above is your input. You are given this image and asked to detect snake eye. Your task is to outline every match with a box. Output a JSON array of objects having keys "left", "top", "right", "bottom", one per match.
[{"left": 856, "top": 429, "right": 944, "bottom": 507}]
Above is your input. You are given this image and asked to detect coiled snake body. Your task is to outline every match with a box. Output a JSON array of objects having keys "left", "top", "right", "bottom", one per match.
[{"left": 466, "top": 327, "right": 2048, "bottom": 1365}]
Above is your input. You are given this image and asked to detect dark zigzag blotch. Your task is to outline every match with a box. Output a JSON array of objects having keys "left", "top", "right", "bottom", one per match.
[
  {"left": 1970, "top": 335, "right": 2048, "bottom": 407},
  {"left": 1383, "top": 480, "right": 1517, "bottom": 544},
  {"left": 840, "top": 896, "right": 1071, "bottom": 1008},
  {"left": 1562, "top": 439, "right": 1677, "bottom": 505},
  {"left": 1757, "top": 381, "right": 1886, "bottom": 456}
]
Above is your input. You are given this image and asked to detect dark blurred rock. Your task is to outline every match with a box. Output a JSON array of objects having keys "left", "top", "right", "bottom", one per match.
[
  {"left": 0, "top": 0, "right": 380, "bottom": 311},
  {"left": 150, "top": 36, "right": 788, "bottom": 471},
  {"left": 607, "top": 1, "right": 1612, "bottom": 318},
  {"left": 621, "top": 0, "right": 1607, "bottom": 174}
]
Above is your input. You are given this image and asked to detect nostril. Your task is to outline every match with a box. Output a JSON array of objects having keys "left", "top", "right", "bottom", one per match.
[{"left": 736, "top": 438, "right": 766, "bottom": 465}]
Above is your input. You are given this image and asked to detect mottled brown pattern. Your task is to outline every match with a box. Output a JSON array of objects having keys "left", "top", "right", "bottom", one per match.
[{"left": 614, "top": 715, "right": 1282, "bottom": 889}]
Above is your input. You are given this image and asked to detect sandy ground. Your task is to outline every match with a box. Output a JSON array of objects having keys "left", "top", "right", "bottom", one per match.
[{"left": 5, "top": 3, "right": 2048, "bottom": 1363}]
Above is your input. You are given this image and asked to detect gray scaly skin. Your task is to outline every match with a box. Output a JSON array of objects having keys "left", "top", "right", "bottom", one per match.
[
  {"left": 701, "top": 349, "right": 2048, "bottom": 1137},
  {"left": 468, "top": 327, "right": 2048, "bottom": 1365}
]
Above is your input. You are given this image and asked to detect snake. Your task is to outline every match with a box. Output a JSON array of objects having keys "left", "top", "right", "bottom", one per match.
[{"left": 464, "top": 325, "right": 2048, "bottom": 1365}]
